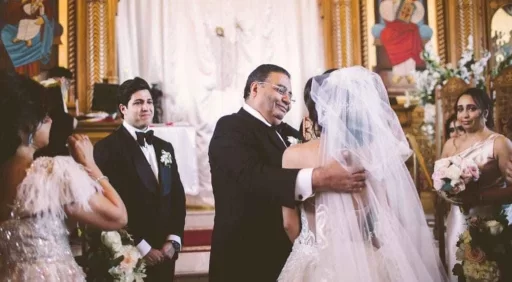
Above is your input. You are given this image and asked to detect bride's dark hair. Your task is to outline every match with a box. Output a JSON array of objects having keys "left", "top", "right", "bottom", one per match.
[
  {"left": 0, "top": 71, "right": 48, "bottom": 164},
  {"left": 304, "top": 77, "right": 324, "bottom": 139}
]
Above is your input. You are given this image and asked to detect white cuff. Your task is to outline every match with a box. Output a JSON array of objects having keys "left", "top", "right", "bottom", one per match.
[
  {"left": 166, "top": 234, "right": 182, "bottom": 246},
  {"left": 136, "top": 239, "right": 152, "bottom": 257},
  {"left": 295, "top": 168, "right": 314, "bottom": 201}
]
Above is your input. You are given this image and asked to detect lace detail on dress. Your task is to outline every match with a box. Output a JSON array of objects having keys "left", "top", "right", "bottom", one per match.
[{"left": 278, "top": 206, "right": 319, "bottom": 282}]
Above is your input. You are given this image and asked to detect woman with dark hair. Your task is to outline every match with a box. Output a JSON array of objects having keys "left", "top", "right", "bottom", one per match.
[
  {"left": 0, "top": 71, "right": 127, "bottom": 281},
  {"left": 34, "top": 85, "right": 77, "bottom": 158},
  {"left": 299, "top": 78, "right": 322, "bottom": 142},
  {"left": 444, "top": 113, "right": 465, "bottom": 141},
  {"left": 437, "top": 88, "right": 512, "bottom": 281}
]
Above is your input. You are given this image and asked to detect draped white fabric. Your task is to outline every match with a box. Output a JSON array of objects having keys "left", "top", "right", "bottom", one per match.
[{"left": 117, "top": 0, "right": 325, "bottom": 206}]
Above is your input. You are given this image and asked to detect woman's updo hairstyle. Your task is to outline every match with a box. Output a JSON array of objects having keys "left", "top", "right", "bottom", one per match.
[{"left": 0, "top": 71, "right": 47, "bottom": 163}]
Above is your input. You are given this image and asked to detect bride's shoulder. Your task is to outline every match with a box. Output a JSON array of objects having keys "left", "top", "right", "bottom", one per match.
[{"left": 283, "top": 140, "right": 320, "bottom": 169}]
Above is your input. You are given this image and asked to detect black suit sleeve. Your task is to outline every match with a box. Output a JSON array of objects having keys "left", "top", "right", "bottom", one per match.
[
  {"left": 93, "top": 138, "right": 145, "bottom": 245},
  {"left": 209, "top": 116, "right": 299, "bottom": 209},
  {"left": 166, "top": 143, "right": 186, "bottom": 243}
]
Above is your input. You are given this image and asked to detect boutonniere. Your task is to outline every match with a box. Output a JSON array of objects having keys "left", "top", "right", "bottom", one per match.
[
  {"left": 287, "top": 136, "right": 301, "bottom": 145},
  {"left": 160, "top": 150, "right": 173, "bottom": 167}
]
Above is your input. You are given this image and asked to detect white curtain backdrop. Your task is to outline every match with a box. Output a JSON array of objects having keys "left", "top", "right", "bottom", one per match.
[{"left": 117, "top": 0, "right": 325, "bottom": 207}]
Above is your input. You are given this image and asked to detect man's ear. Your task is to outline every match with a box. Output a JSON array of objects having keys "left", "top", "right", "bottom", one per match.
[
  {"left": 119, "top": 104, "right": 126, "bottom": 114},
  {"left": 250, "top": 82, "right": 259, "bottom": 97}
]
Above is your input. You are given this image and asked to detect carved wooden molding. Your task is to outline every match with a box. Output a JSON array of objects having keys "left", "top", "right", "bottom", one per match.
[
  {"left": 68, "top": 0, "right": 77, "bottom": 106},
  {"left": 436, "top": 0, "right": 447, "bottom": 64},
  {"left": 483, "top": 0, "right": 512, "bottom": 69},
  {"left": 321, "top": 0, "right": 364, "bottom": 68},
  {"left": 493, "top": 65, "right": 512, "bottom": 139},
  {"left": 71, "top": 0, "right": 118, "bottom": 114},
  {"left": 446, "top": 0, "right": 485, "bottom": 64}
]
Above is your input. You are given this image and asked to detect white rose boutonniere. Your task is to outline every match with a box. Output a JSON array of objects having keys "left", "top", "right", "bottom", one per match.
[
  {"left": 287, "top": 136, "right": 301, "bottom": 145},
  {"left": 160, "top": 150, "right": 173, "bottom": 167}
]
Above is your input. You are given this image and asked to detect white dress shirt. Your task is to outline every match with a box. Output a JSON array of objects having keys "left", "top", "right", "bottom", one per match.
[
  {"left": 242, "top": 104, "right": 313, "bottom": 201},
  {"left": 123, "top": 121, "right": 182, "bottom": 256}
]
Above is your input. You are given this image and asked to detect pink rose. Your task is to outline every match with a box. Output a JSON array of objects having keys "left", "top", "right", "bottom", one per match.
[
  {"left": 433, "top": 178, "right": 444, "bottom": 191},
  {"left": 465, "top": 246, "right": 486, "bottom": 263}
]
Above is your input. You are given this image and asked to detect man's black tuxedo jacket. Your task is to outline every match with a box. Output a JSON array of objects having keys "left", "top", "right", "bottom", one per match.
[
  {"left": 208, "top": 108, "right": 300, "bottom": 282},
  {"left": 93, "top": 126, "right": 186, "bottom": 249}
]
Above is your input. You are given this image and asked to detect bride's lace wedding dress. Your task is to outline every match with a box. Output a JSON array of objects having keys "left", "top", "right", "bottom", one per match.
[
  {"left": 0, "top": 156, "right": 101, "bottom": 281},
  {"left": 279, "top": 206, "right": 393, "bottom": 282},
  {"left": 278, "top": 67, "right": 446, "bottom": 282}
]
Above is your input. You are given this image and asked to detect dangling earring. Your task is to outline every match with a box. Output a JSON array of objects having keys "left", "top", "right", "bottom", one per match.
[{"left": 28, "top": 133, "right": 33, "bottom": 146}]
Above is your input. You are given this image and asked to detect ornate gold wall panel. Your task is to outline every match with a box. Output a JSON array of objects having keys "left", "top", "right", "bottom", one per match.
[
  {"left": 322, "top": 0, "right": 364, "bottom": 68},
  {"left": 71, "top": 0, "right": 118, "bottom": 114},
  {"left": 494, "top": 66, "right": 512, "bottom": 140},
  {"left": 68, "top": 0, "right": 77, "bottom": 107},
  {"left": 435, "top": 0, "right": 447, "bottom": 64},
  {"left": 482, "top": 0, "right": 512, "bottom": 70},
  {"left": 446, "top": 0, "right": 487, "bottom": 64}
]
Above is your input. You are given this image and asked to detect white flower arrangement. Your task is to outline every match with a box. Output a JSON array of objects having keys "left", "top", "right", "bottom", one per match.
[
  {"left": 101, "top": 231, "right": 147, "bottom": 282},
  {"left": 160, "top": 150, "right": 173, "bottom": 167},
  {"left": 413, "top": 36, "right": 490, "bottom": 104}
]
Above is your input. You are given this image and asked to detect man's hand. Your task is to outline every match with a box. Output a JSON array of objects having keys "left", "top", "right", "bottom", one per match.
[
  {"left": 144, "top": 249, "right": 164, "bottom": 266},
  {"left": 161, "top": 242, "right": 176, "bottom": 260},
  {"left": 313, "top": 159, "right": 366, "bottom": 193}
]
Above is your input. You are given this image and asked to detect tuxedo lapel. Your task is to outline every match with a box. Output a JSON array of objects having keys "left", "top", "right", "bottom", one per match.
[
  {"left": 267, "top": 129, "right": 287, "bottom": 151},
  {"left": 238, "top": 108, "right": 287, "bottom": 151},
  {"left": 118, "top": 127, "right": 158, "bottom": 193},
  {"left": 153, "top": 139, "right": 172, "bottom": 196}
]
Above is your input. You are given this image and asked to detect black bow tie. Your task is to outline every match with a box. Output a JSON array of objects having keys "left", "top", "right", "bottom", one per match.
[{"left": 136, "top": 130, "right": 154, "bottom": 146}]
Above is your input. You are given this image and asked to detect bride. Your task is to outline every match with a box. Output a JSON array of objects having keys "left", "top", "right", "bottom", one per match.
[{"left": 278, "top": 67, "right": 447, "bottom": 281}]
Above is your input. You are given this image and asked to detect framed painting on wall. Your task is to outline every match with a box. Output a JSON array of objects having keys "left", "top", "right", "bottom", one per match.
[
  {"left": 371, "top": 0, "right": 435, "bottom": 94},
  {"left": 0, "top": 0, "right": 63, "bottom": 78}
]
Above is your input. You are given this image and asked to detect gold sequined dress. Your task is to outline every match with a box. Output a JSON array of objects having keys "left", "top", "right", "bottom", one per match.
[{"left": 0, "top": 156, "right": 102, "bottom": 281}]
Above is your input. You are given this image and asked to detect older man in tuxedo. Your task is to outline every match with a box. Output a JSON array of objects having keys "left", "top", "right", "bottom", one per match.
[
  {"left": 208, "top": 64, "right": 367, "bottom": 282},
  {"left": 94, "top": 77, "right": 186, "bottom": 281}
]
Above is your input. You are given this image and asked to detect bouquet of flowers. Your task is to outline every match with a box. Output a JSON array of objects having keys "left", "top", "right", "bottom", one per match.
[
  {"left": 82, "top": 228, "right": 146, "bottom": 282},
  {"left": 453, "top": 212, "right": 512, "bottom": 282},
  {"left": 432, "top": 156, "right": 480, "bottom": 200}
]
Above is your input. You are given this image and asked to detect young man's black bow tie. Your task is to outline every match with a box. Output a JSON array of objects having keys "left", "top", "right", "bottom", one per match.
[{"left": 136, "top": 130, "right": 154, "bottom": 146}]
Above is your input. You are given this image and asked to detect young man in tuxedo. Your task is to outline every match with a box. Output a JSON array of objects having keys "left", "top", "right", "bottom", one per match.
[
  {"left": 94, "top": 77, "right": 186, "bottom": 281},
  {"left": 208, "top": 64, "right": 367, "bottom": 282}
]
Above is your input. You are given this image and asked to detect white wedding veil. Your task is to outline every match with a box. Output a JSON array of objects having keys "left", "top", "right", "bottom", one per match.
[{"left": 311, "top": 67, "right": 447, "bottom": 281}]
